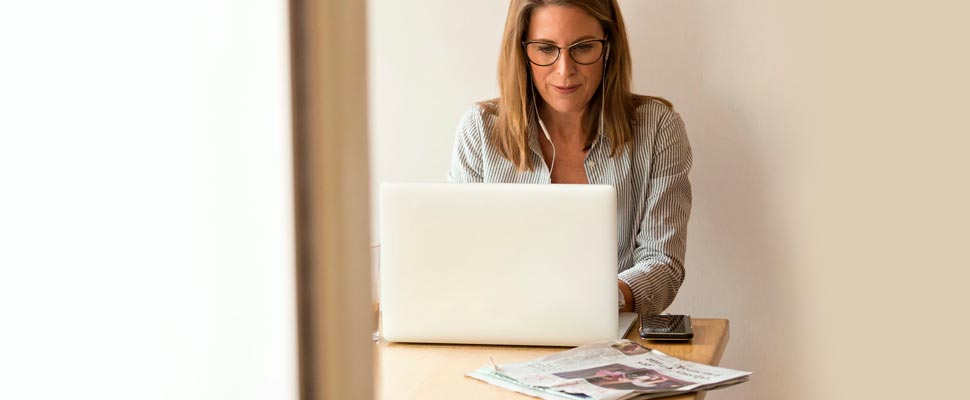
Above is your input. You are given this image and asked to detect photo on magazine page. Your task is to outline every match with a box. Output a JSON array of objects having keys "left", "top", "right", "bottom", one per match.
[
  {"left": 553, "top": 363, "right": 691, "bottom": 391},
  {"left": 610, "top": 341, "right": 651, "bottom": 356}
]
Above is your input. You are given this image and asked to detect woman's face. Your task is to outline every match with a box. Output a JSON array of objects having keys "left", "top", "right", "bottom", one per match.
[{"left": 526, "top": 5, "right": 606, "bottom": 115}]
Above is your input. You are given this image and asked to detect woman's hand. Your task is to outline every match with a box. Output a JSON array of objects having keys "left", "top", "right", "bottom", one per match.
[{"left": 618, "top": 279, "right": 634, "bottom": 312}]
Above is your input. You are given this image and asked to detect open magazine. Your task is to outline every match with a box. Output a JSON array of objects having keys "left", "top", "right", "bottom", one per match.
[{"left": 467, "top": 340, "right": 750, "bottom": 400}]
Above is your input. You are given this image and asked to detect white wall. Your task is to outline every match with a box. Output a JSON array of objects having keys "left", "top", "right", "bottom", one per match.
[
  {"left": 626, "top": 0, "right": 816, "bottom": 393},
  {"left": 367, "top": 1, "right": 813, "bottom": 399},
  {"left": 367, "top": 0, "right": 509, "bottom": 300},
  {"left": 367, "top": 0, "right": 506, "bottom": 202},
  {"left": 0, "top": 1, "right": 296, "bottom": 399}
]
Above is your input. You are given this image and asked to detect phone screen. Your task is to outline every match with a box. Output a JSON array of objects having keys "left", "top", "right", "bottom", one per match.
[{"left": 640, "top": 315, "right": 693, "bottom": 339}]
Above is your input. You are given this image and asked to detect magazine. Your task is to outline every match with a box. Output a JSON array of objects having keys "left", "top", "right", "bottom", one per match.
[{"left": 467, "top": 339, "right": 750, "bottom": 400}]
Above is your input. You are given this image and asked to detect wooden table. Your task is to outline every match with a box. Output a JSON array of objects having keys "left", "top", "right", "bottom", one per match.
[{"left": 375, "top": 317, "right": 730, "bottom": 400}]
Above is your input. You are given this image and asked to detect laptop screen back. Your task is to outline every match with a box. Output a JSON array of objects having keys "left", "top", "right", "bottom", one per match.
[{"left": 379, "top": 183, "right": 618, "bottom": 346}]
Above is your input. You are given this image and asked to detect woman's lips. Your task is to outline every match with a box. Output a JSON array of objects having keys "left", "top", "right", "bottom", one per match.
[{"left": 552, "top": 84, "right": 580, "bottom": 94}]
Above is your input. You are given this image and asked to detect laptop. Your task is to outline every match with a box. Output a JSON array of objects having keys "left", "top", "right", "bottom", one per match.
[{"left": 379, "top": 183, "right": 638, "bottom": 346}]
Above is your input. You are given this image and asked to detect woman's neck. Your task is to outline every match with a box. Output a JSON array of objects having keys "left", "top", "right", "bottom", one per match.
[{"left": 538, "top": 103, "right": 588, "bottom": 144}]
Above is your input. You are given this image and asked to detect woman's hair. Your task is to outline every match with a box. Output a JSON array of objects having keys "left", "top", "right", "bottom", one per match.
[{"left": 482, "top": 0, "right": 672, "bottom": 172}]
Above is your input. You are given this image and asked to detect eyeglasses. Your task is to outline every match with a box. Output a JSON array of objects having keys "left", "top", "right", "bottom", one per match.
[{"left": 521, "top": 38, "right": 608, "bottom": 67}]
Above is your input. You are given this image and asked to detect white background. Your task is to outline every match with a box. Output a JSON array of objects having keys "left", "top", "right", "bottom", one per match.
[
  {"left": 0, "top": 1, "right": 297, "bottom": 399},
  {"left": 368, "top": 1, "right": 815, "bottom": 398}
]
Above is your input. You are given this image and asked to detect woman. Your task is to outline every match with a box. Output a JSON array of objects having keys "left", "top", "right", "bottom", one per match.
[{"left": 448, "top": 0, "right": 691, "bottom": 317}]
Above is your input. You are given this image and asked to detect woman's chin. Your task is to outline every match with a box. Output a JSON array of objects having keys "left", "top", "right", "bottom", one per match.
[{"left": 543, "top": 98, "right": 592, "bottom": 115}]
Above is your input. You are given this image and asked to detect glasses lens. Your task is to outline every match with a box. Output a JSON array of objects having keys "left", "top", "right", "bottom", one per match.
[
  {"left": 570, "top": 41, "right": 604, "bottom": 64},
  {"left": 526, "top": 43, "right": 559, "bottom": 66}
]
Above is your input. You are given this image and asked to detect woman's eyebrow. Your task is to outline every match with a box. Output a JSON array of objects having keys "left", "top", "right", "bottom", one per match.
[
  {"left": 527, "top": 35, "right": 600, "bottom": 44},
  {"left": 570, "top": 35, "right": 598, "bottom": 43}
]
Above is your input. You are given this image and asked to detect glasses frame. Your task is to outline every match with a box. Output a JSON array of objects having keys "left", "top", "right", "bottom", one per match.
[{"left": 520, "top": 38, "right": 609, "bottom": 67}]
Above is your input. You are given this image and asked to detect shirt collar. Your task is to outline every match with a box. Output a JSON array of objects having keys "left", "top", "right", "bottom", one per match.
[{"left": 526, "top": 113, "right": 610, "bottom": 156}]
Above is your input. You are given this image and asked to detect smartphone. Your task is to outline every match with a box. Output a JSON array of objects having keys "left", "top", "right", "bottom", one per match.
[{"left": 640, "top": 314, "right": 693, "bottom": 340}]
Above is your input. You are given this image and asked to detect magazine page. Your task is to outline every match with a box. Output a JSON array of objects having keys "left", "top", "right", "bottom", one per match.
[{"left": 467, "top": 340, "right": 751, "bottom": 400}]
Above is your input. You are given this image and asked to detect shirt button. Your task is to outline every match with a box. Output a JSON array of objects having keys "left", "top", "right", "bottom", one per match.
[{"left": 588, "top": 160, "right": 596, "bottom": 167}]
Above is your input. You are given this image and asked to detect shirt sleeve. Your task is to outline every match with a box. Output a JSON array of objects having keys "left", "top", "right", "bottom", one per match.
[
  {"left": 618, "top": 110, "right": 692, "bottom": 316},
  {"left": 447, "top": 106, "right": 485, "bottom": 183}
]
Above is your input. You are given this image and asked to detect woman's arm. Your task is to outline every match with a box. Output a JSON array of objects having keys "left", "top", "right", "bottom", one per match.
[
  {"left": 447, "top": 106, "right": 486, "bottom": 183},
  {"left": 618, "top": 110, "right": 693, "bottom": 316}
]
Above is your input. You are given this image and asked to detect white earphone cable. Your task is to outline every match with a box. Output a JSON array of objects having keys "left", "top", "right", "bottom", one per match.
[
  {"left": 601, "top": 44, "right": 608, "bottom": 138},
  {"left": 532, "top": 81, "right": 556, "bottom": 176}
]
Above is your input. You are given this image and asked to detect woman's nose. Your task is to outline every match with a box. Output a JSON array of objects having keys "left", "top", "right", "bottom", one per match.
[{"left": 554, "top": 50, "right": 576, "bottom": 76}]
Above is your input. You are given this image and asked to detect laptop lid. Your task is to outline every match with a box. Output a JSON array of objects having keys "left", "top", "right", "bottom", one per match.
[{"left": 379, "top": 183, "right": 620, "bottom": 346}]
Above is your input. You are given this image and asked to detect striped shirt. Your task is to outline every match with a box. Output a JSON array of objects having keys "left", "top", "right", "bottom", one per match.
[{"left": 447, "top": 99, "right": 692, "bottom": 317}]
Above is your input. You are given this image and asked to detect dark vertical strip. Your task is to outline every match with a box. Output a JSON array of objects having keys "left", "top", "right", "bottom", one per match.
[{"left": 288, "top": 0, "right": 314, "bottom": 399}]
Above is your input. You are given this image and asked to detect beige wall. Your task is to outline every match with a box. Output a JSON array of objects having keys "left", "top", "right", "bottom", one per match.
[
  {"left": 368, "top": 1, "right": 969, "bottom": 399},
  {"left": 806, "top": 1, "right": 969, "bottom": 397}
]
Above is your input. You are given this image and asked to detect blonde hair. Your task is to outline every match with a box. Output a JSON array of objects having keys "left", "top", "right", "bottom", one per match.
[{"left": 482, "top": 0, "right": 672, "bottom": 172}]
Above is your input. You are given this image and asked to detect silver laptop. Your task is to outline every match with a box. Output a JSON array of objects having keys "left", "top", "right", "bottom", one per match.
[{"left": 379, "top": 183, "right": 637, "bottom": 346}]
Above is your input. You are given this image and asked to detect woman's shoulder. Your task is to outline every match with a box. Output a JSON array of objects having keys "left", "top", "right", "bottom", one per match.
[
  {"left": 626, "top": 95, "right": 688, "bottom": 155},
  {"left": 458, "top": 98, "right": 499, "bottom": 122},
  {"left": 631, "top": 94, "right": 679, "bottom": 128},
  {"left": 455, "top": 99, "right": 500, "bottom": 137},
  {"left": 475, "top": 98, "right": 500, "bottom": 115},
  {"left": 454, "top": 99, "right": 501, "bottom": 146}
]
